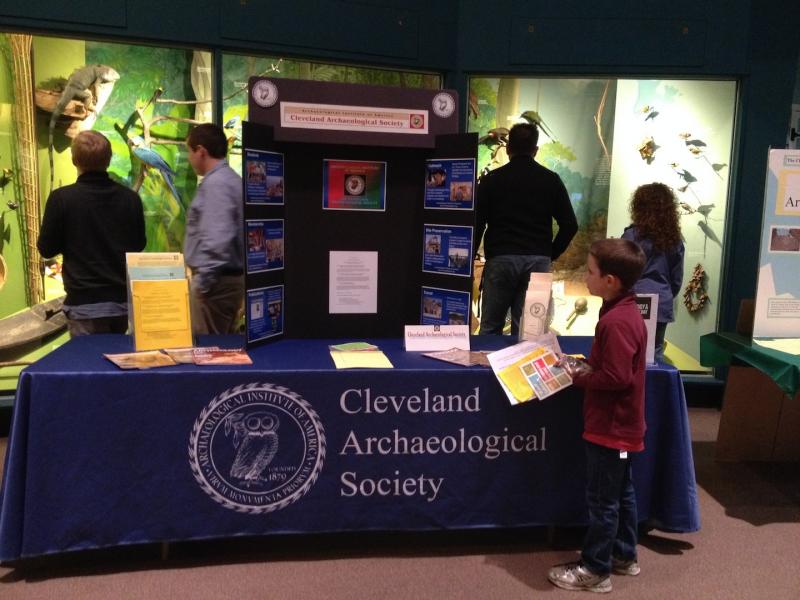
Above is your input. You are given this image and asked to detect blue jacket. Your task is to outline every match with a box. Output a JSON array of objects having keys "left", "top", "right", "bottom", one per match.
[{"left": 621, "top": 225, "right": 684, "bottom": 323}]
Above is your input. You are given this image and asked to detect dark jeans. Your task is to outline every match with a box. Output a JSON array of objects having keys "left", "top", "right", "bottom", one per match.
[
  {"left": 581, "top": 441, "right": 638, "bottom": 576},
  {"left": 478, "top": 254, "right": 551, "bottom": 336},
  {"left": 654, "top": 321, "right": 668, "bottom": 362},
  {"left": 67, "top": 315, "right": 129, "bottom": 337}
]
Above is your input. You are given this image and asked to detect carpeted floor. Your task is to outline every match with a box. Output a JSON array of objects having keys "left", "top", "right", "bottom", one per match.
[{"left": 0, "top": 408, "right": 798, "bottom": 599}]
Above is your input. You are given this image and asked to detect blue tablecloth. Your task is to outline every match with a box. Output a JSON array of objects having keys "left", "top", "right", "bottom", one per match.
[{"left": 0, "top": 335, "right": 699, "bottom": 561}]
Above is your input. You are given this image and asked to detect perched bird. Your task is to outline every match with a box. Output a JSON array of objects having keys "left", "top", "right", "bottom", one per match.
[
  {"left": 679, "top": 202, "right": 695, "bottom": 214},
  {"left": 0, "top": 168, "right": 12, "bottom": 193},
  {"left": 695, "top": 203, "right": 716, "bottom": 218},
  {"left": 129, "top": 135, "right": 182, "bottom": 207},
  {"left": 673, "top": 167, "right": 697, "bottom": 184},
  {"left": 478, "top": 127, "right": 509, "bottom": 146},
  {"left": 519, "top": 110, "right": 556, "bottom": 141}
]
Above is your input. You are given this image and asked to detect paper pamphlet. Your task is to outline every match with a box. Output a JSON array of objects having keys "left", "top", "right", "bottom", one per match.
[
  {"left": 104, "top": 351, "right": 177, "bottom": 370},
  {"left": 422, "top": 348, "right": 491, "bottom": 367},
  {"left": 192, "top": 348, "right": 253, "bottom": 365},
  {"left": 328, "top": 342, "right": 380, "bottom": 352},
  {"left": 330, "top": 350, "right": 394, "bottom": 369},
  {"left": 163, "top": 346, "right": 218, "bottom": 364},
  {"left": 487, "top": 340, "right": 572, "bottom": 404},
  {"left": 131, "top": 278, "right": 193, "bottom": 351},
  {"left": 126, "top": 252, "right": 186, "bottom": 281}
]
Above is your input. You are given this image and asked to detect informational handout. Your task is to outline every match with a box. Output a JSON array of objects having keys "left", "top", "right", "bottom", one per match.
[
  {"left": 131, "top": 278, "right": 193, "bottom": 351},
  {"left": 487, "top": 341, "right": 572, "bottom": 404},
  {"left": 329, "top": 251, "right": 378, "bottom": 314}
]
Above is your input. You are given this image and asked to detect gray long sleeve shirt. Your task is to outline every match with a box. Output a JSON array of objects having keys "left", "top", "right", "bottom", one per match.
[{"left": 183, "top": 160, "right": 244, "bottom": 294}]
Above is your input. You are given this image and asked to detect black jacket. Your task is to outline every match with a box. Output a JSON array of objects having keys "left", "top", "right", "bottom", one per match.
[
  {"left": 474, "top": 155, "right": 578, "bottom": 260},
  {"left": 38, "top": 171, "right": 146, "bottom": 305}
]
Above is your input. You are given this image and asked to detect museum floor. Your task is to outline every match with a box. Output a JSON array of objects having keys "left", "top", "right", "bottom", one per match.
[{"left": 0, "top": 408, "right": 798, "bottom": 599}]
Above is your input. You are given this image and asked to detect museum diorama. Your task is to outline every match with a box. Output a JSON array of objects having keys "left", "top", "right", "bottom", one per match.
[{"left": 469, "top": 77, "right": 736, "bottom": 371}]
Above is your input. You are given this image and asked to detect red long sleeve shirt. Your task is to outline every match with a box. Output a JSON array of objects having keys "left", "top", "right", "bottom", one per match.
[{"left": 572, "top": 293, "right": 648, "bottom": 452}]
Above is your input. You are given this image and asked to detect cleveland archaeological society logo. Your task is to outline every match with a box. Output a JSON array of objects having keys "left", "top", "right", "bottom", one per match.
[
  {"left": 251, "top": 79, "right": 278, "bottom": 108},
  {"left": 189, "top": 383, "right": 326, "bottom": 514}
]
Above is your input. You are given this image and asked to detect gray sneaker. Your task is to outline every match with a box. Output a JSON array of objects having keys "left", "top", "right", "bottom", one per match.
[
  {"left": 612, "top": 557, "right": 641, "bottom": 576},
  {"left": 547, "top": 561, "right": 612, "bottom": 593}
]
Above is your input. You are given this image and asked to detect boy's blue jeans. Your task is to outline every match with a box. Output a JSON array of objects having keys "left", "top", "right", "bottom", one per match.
[
  {"left": 478, "top": 254, "right": 551, "bottom": 336},
  {"left": 581, "top": 441, "right": 638, "bottom": 576}
]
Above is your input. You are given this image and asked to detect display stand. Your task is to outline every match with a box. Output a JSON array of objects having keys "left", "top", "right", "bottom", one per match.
[
  {"left": 242, "top": 78, "right": 476, "bottom": 346},
  {"left": 125, "top": 252, "right": 192, "bottom": 351}
]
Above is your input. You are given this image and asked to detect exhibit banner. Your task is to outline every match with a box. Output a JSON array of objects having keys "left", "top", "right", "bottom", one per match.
[
  {"left": 753, "top": 149, "right": 800, "bottom": 338},
  {"left": 322, "top": 159, "right": 387, "bottom": 211},
  {"left": 246, "top": 219, "right": 284, "bottom": 274},
  {"left": 424, "top": 158, "right": 476, "bottom": 211},
  {"left": 247, "top": 285, "right": 284, "bottom": 343},
  {"left": 244, "top": 149, "right": 284, "bottom": 205},
  {"left": 420, "top": 286, "right": 470, "bottom": 326},
  {"left": 422, "top": 224, "right": 473, "bottom": 277},
  {"left": 281, "top": 101, "right": 428, "bottom": 135}
]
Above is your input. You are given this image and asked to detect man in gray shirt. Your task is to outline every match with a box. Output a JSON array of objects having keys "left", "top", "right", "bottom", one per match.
[{"left": 184, "top": 123, "right": 244, "bottom": 335}]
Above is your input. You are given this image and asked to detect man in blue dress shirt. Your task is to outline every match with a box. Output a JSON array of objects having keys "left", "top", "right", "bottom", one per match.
[{"left": 184, "top": 124, "right": 244, "bottom": 335}]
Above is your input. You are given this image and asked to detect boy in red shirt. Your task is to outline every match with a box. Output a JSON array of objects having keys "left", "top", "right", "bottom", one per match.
[{"left": 548, "top": 238, "right": 647, "bottom": 594}]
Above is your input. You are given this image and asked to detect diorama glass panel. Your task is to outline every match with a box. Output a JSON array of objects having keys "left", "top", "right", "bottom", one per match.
[
  {"left": 221, "top": 53, "right": 442, "bottom": 173},
  {"left": 469, "top": 77, "right": 737, "bottom": 372},
  {"left": 32, "top": 35, "right": 213, "bottom": 266}
]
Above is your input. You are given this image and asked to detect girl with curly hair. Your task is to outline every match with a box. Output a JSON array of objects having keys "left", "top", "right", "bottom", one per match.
[{"left": 621, "top": 183, "right": 684, "bottom": 361}]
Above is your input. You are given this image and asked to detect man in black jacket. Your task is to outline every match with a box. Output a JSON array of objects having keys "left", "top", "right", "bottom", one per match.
[
  {"left": 473, "top": 122, "right": 578, "bottom": 335},
  {"left": 38, "top": 130, "right": 146, "bottom": 336}
]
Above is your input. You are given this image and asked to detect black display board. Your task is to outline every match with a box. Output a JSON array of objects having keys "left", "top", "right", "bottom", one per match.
[{"left": 242, "top": 79, "right": 476, "bottom": 344}]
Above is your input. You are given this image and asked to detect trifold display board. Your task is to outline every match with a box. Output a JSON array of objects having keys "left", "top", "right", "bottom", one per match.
[
  {"left": 753, "top": 149, "right": 800, "bottom": 339},
  {"left": 243, "top": 78, "right": 476, "bottom": 346}
]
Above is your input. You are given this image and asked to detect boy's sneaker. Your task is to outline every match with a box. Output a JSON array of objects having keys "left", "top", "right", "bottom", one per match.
[
  {"left": 612, "top": 557, "right": 641, "bottom": 576},
  {"left": 547, "top": 561, "right": 612, "bottom": 593}
]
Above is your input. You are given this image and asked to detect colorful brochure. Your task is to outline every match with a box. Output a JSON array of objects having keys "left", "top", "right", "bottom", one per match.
[
  {"left": 192, "top": 348, "right": 253, "bottom": 365},
  {"left": 487, "top": 341, "right": 572, "bottom": 404}
]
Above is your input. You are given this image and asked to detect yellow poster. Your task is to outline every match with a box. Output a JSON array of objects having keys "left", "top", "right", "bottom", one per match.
[{"left": 131, "top": 278, "right": 193, "bottom": 351}]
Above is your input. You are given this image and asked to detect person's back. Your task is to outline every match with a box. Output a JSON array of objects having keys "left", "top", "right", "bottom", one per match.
[
  {"left": 473, "top": 122, "right": 577, "bottom": 336},
  {"left": 41, "top": 172, "right": 145, "bottom": 305},
  {"left": 478, "top": 156, "right": 574, "bottom": 258},
  {"left": 620, "top": 182, "right": 684, "bottom": 361},
  {"left": 37, "top": 130, "right": 146, "bottom": 335}
]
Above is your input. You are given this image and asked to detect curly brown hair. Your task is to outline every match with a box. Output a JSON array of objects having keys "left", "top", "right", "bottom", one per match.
[{"left": 629, "top": 182, "right": 682, "bottom": 252}]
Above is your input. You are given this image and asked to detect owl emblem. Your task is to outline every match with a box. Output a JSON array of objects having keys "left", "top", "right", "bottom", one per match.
[{"left": 224, "top": 411, "right": 280, "bottom": 486}]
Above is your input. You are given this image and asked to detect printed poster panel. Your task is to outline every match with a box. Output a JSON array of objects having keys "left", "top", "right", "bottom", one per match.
[
  {"left": 422, "top": 224, "right": 473, "bottom": 277},
  {"left": 420, "top": 287, "right": 470, "bottom": 326},
  {"left": 322, "top": 159, "right": 386, "bottom": 211},
  {"left": 247, "top": 285, "right": 284, "bottom": 343},
  {"left": 753, "top": 149, "right": 800, "bottom": 338},
  {"left": 424, "top": 158, "right": 475, "bottom": 210},
  {"left": 246, "top": 219, "right": 284, "bottom": 273},
  {"left": 244, "top": 149, "right": 284, "bottom": 205}
]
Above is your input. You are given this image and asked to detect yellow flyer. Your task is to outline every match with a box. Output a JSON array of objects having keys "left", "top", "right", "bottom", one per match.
[{"left": 131, "top": 278, "right": 193, "bottom": 351}]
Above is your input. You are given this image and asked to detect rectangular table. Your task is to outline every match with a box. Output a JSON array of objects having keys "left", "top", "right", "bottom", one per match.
[
  {"left": 0, "top": 335, "right": 700, "bottom": 561},
  {"left": 700, "top": 332, "right": 800, "bottom": 461}
]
